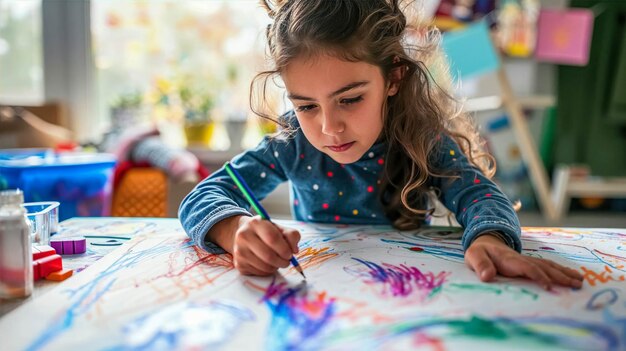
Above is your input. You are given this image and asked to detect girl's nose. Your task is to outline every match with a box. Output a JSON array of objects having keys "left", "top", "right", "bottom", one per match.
[{"left": 321, "top": 111, "right": 345, "bottom": 136}]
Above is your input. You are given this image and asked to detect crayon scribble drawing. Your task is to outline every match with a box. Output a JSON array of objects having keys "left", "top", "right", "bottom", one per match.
[
  {"left": 1, "top": 219, "right": 625, "bottom": 351},
  {"left": 345, "top": 258, "right": 449, "bottom": 301}
]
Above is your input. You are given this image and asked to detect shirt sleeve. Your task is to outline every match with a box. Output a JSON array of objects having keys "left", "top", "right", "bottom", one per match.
[
  {"left": 178, "top": 136, "right": 292, "bottom": 253},
  {"left": 429, "top": 134, "right": 522, "bottom": 252}
]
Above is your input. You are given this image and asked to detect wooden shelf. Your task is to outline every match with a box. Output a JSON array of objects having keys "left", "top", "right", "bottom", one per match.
[
  {"left": 186, "top": 147, "right": 241, "bottom": 166},
  {"left": 465, "top": 94, "right": 555, "bottom": 112}
]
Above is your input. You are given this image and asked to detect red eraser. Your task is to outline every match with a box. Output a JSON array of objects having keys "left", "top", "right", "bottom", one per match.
[
  {"left": 33, "top": 260, "right": 42, "bottom": 281},
  {"left": 45, "top": 268, "right": 73, "bottom": 281},
  {"left": 32, "top": 245, "right": 57, "bottom": 261},
  {"left": 37, "top": 254, "right": 63, "bottom": 278}
]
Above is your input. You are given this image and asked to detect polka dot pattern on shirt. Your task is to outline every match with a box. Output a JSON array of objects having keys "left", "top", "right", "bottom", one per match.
[{"left": 286, "top": 146, "right": 387, "bottom": 223}]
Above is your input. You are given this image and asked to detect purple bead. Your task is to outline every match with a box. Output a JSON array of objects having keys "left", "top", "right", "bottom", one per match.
[
  {"left": 63, "top": 241, "right": 73, "bottom": 254},
  {"left": 73, "top": 238, "right": 86, "bottom": 254},
  {"left": 50, "top": 236, "right": 86, "bottom": 255},
  {"left": 50, "top": 240, "right": 63, "bottom": 254}
]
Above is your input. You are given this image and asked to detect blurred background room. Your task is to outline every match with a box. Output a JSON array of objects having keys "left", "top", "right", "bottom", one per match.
[{"left": 0, "top": 0, "right": 624, "bottom": 227}]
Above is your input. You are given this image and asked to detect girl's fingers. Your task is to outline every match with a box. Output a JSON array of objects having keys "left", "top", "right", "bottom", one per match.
[
  {"left": 535, "top": 259, "right": 584, "bottom": 288},
  {"left": 542, "top": 259, "right": 584, "bottom": 281},
  {"left": 255, "top": 222, "right": 294, "bottom": 261},
  {"left": 465, "top": 245, "right": 497, "bottom": 282},
  {"left": 233, "top": 243, "right": 278, "bottom": 274},
  {"left": 517, "top": 261, "right": 552, "bottom": 290},
  {"left": 467, "top": 238, "right": 583, "bottom": 290},
  {"left": 238, "top": 262, "right": 273, "bottom": 276},
  {"left": 543, "top": 264, "right": 584, "bottom": 288},
  {"left": 245, "top": 232, "right": 290, "bottom": 269},
  {"left": 487, "top": 250, "right": 552, "bottom": 289},
  {"left": 282, "top": 228, "right": 301, "bottom": 254}
]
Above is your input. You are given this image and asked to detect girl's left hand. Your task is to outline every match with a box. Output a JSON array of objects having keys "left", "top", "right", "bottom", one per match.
[{"left": 465, "top": 233, "right": 584, "bottom": 290}]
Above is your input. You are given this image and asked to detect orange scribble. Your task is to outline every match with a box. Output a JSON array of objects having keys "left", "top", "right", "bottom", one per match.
[
  {"left": 581, "top": 265, "right": 626, "bottom": 286},
  {"left": 334, "top": 297, "right": 394, "bottom": 324},
  {"left": 299, "top": 291, "right": 334, "bottom": 318},
  {"left": 293, "top": 246, "right": 338, "bottom": 271},
  {"left": 298, "top": 246, "right": 332, "bottom": 257}
]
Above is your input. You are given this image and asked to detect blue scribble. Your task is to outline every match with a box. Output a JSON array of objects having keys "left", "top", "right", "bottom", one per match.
[
  {"left": 105, "top": 300, "right": 254, "bottom": 350},
  {"left": 264, "top": 279, "right": 336, "bottom": 351},
  {"left": 26, "top": 237, "right": 186, "bottom": 351}
]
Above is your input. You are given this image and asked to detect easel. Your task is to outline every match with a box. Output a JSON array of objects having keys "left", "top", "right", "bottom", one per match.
[
  {"left": 445, "top": 21, "right": 626, "bottom": 223},
  {"left": 474, "top": 53, "right": 626, "bottom": 223}
]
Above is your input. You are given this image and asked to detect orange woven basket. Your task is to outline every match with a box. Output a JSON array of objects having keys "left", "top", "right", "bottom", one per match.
[{"left": 111, "top": 168, "right": 167, "bottom": 217}]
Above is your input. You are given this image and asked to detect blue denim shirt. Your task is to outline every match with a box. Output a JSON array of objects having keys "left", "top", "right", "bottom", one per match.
[{"left": 179, "top": 112, "right": 522, "bottom": 254}]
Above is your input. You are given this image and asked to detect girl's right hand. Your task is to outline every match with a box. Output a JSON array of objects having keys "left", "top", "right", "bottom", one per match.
[{"left": 210, "top": 215, "right": 301, "bottom": 276}]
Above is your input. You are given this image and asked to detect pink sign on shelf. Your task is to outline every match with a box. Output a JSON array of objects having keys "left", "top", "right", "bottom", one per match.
[{"left": 535, "top": 8, "right": 594, "bottom": 66}]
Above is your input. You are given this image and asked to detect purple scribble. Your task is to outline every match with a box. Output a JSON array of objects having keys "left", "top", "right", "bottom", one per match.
[
  {"left": 350, "top": 258, "right": 449, "bottom": 299},
  {"left": 262, "top": 278, "right": 336, "bottom": 350}
]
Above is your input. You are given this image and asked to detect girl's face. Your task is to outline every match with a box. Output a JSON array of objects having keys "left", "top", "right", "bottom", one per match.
[{"left": 282, "top": 54, "right": 398, "bottom": 164}]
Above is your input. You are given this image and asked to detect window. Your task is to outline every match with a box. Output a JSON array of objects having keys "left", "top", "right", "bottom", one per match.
[
  {"left": 91, "top": 0, "right": 275, "bottom": 149},
  {"left": 0, "top": 0, "right": 43, "bottom": 104}
]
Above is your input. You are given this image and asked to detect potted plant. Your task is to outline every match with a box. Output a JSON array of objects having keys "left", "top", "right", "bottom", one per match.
[
  {"left": 180, "top": 86, "right": 216, "bottom": 147},
  {"left": 110, "top": 91, "right": 145, "bottom": 130}
]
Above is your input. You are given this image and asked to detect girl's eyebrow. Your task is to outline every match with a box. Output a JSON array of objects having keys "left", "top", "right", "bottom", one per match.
[{"left": 288, "top": 81, "right": 369, "bottom": 101}]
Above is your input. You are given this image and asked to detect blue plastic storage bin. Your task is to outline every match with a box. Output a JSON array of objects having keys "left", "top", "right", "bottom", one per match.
[{"left": 0, "top": 149, "right": 117, "bottom": 220}]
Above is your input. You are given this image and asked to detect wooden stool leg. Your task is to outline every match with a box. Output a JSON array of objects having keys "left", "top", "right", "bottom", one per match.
[
  {"left": 497, "top": 67, "right": 557, "bottom": 222},
  {"left": 551, "top": 165, "right": 572, "bottom": 223}
]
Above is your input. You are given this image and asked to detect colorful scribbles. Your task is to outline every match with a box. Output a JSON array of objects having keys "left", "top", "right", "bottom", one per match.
[
  {"left": 320, "top": 314, "right": 618, "bottom": 351},
  {"left": 381, "top": 238, "right": 465, "bottom": 263},
  {"left": 1, "top": 220, "right": 625, "bottom": 350},
  {"left": 261, "top": 278, "right": 336, "bottom": 351},
  {"left": 346, "top": 258, "right": 449, "bottom": 300}
]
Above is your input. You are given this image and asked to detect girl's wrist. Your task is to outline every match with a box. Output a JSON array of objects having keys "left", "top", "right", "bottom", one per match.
[
  {"left": 209, "top": 215, "right": 245, "bottom": 253},
  {"left": 473, "top": 231, "right": 510, "bottom": 248}
]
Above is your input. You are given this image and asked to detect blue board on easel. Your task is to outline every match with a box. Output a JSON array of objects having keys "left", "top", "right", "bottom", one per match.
[{"left": 442, "top": 20, "right": 500, "bottom": 80}]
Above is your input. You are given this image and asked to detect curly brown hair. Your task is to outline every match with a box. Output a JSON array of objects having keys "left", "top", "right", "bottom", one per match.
[{"left": 252, "top": 0, "right": 495, "bottom": 230}]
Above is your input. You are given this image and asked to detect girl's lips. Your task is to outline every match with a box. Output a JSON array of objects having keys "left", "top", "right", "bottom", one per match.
[{"left": 327, "top": 141, "right": 355, "bottom": 152}]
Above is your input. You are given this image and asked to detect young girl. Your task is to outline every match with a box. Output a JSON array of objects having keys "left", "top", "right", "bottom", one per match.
[{"left": 179, "top": 0, "right": 583, "bottom": 290}]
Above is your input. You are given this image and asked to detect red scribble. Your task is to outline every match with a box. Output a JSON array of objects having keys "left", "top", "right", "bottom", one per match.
[
  {"left": 593, "top": 249, "right": 626, "bottom": 264},
  {"left": 413, "top": 333, "right": 445, "bottom": 351}
]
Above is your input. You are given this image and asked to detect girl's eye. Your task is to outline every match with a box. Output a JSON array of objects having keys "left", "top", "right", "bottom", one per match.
[
  {"left": 340, "top": 96, "right": 363, "bottom": 105},
  {"left": 296, "top": 104, "right": 316, "bottom": 112}
]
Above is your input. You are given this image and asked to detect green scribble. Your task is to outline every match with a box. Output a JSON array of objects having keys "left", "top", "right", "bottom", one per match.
[
  {"left": 448, "top": 316, "right": 556, "bottom": 344},
  {"left": 447, "top": 283, "right": 502, "bottom": 294},
  {"left": 428, "top": 284, "right": 443, "bottom": 299},
  {"left": 446, "top": 283, "right": 539, "bottom": 300},
  {"left": 323, "top": 315, "right": 564, "bottom": 348},
  {"left": 508, "top": 286, "right": 539, "bottom": 300},
  {"left": 449, "top": 316, "right": 508, "bottom": 339}
]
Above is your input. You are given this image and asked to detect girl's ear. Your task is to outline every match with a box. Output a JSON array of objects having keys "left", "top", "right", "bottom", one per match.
[
  {"left": 387, "top": 57, "right": 405, "bottom": 97},
  {"left": 387, "top": 72, "right": 401, "bottom": 97}
]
